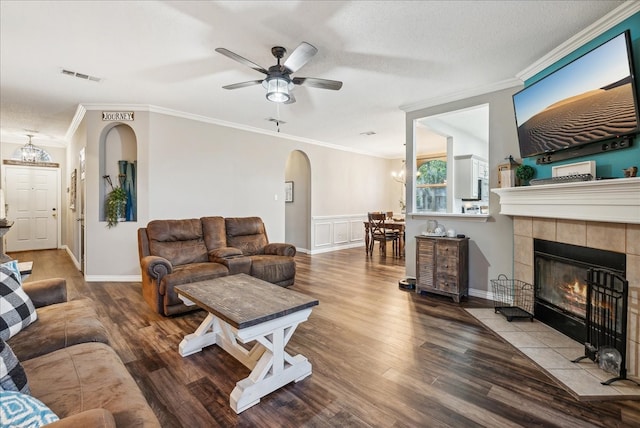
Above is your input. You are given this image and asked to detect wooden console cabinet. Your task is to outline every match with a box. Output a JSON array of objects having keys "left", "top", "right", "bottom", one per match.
[{"left": 415, "top": 235, "right": 469, "bottom": 303}]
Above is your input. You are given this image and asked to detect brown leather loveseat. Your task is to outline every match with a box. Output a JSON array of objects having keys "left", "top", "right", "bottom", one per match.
[{"left": 137, "top": 216, "right": 296, "bottom": 316}]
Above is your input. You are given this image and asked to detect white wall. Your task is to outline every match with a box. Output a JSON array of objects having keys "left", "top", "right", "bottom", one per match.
[
  {"left": 68, "top": 107, "right": 396, "bottom": 279},
  {"left": 404, "top": 86, "right": 522, "bottom": 297},
  {"left": 66, "top": 118, "right": 87, "bottom": 270}
]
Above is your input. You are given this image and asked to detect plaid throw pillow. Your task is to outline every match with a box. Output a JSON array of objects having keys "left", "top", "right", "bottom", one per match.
[
  {"left": 0, "top": 338, "right": 30, "bottom": 394},
  {"left": 0, "top": 266, "right": 37, "bottom": 341}
]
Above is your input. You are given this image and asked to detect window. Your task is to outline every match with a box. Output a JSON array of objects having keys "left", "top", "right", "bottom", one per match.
[{"left": 415, "top": 154, "right": 447, "bottom": 212}]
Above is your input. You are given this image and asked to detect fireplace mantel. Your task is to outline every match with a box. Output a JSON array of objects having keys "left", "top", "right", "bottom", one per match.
[{"left": 492, "top": 177, "right": 640, "bottom": 224}]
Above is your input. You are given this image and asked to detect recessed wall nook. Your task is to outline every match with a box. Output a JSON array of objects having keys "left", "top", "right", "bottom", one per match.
[{"left": 99, "top": 123, "right": 137, "bottom": 224}]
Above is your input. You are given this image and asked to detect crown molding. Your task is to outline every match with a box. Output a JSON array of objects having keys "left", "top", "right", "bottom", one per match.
[
  {"left": 516, "top": 1, "right": 640, "bottom": 82},
  {"left": 64, "top": 104, "right": 87, "bottom": 142},
  {"left": 399, "top": 78, "right": 522, "bottom": 113},
  {"left": 73, "top": 103, "right": 386, "bottom": 159}
]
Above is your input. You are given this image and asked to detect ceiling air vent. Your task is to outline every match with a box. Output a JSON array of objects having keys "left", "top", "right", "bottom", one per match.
[{"left": 60, "top": 68, "right": 102, "bottom": 82}]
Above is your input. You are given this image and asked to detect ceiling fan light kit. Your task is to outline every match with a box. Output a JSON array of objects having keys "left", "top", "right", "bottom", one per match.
[
  {"left": 216, "top": 42, "right": 342, "bottom": 104},
  {"left": 263, "top": 76, "right": 293, "bottom": 103}
]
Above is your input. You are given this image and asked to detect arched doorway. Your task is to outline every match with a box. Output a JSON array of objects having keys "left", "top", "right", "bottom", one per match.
[{"left": 284, "top": 150, "right": 311, "bottom": 253}]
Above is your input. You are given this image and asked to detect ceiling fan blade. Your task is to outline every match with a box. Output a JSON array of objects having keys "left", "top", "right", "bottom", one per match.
[
  {"left": 292, "top": 77, "right": 343, "bottom": 90},
  {"left": 283, "top": 42, "right": 318, "bottom": 73},
  {"left": 215, "top": 48, "right": 268, "bottom": 74},
  {"left": 222, "top": 80, "right": 264, "bottom": 90}
]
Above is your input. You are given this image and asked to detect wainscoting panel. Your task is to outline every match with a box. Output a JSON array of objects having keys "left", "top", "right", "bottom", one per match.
[
  {"left": 351, "top": 220, "right": 365, "bottom": 241},
  {"left": 333, "top": 221, "right": 349, "bottom": 244},
  {"left": 311, "top": 215, "right": 367, "bottom": 254},
  {"left": 314, "top": 222, "right": 332, "bottom": 247}
]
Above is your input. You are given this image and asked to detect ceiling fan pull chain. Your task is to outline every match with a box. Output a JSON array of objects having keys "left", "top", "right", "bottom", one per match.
[{"left": 276, "top": 104, "right": 281, "bottom": 132}]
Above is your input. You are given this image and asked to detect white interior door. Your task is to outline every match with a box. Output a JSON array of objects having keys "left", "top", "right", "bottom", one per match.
[{"left": 4, "top": 165, "right": 60, "bottom": 251}]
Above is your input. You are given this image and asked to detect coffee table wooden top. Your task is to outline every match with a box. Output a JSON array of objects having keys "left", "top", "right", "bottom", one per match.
[{"left": 175, "top": 274, "right": 318, "bottom": 329}]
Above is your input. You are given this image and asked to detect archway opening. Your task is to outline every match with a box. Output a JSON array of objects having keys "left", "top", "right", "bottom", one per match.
[{"left": 285, "top": 150, "right": 311, "bottom": 252}]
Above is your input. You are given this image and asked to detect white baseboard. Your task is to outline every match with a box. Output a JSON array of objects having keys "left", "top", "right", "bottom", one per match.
[
  {"left": 61, "top": 245, "right": 81, "bottom": 271},
  {"left": 309, "top": 242, "right": 364, "bottom": 255},
  {"left": 468, "top": 288, "right": 494, "bottom": 302}
]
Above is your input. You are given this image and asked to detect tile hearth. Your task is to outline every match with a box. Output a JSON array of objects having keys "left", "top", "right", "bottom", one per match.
[{"left": 466, "top": 308, "right": 640, "bottom": 401}]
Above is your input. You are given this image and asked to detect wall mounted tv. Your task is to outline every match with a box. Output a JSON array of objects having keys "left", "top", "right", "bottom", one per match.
[{"left": 513, "top": 30, "right": 639, "bottom": 161}]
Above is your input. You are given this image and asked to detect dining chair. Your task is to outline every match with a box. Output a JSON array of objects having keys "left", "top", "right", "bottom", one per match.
[{"left": 368, "top": 212, "right": 400, "bottom": 257}]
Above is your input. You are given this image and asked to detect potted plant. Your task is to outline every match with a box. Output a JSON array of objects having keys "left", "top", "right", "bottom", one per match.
[
  {"left": 104, "top": 175, "right": 127, "bottom": 228},
  {"left": 516, "top": 164, "right": 535, "bottom": 186}
]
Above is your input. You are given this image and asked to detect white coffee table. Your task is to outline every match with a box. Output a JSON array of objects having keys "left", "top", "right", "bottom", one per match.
[{"left": 175, "top": 274, "right": 318, "bottom": 413}]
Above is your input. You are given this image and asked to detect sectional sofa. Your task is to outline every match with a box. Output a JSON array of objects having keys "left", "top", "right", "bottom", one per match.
[
  {"left": 4, "top": 277, "right": 160, "bottom": 427},
  {"left": 137, "top": 216, "right": 296, "bottom": 316}
]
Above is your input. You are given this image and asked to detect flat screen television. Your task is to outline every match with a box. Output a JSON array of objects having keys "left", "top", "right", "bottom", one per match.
[{"left": 513, "top": 30, "right": 640, "bottom": 159}]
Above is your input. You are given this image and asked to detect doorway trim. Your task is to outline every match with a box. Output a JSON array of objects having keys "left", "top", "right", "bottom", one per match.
[
  {"left": 1, "top": 163, "right": 61, "bottom": 252},
  {"left": 284, "top": 150, "right": 311, "bottom": 253}
]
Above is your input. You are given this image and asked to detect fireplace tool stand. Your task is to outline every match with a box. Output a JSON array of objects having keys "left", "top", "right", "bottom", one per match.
[{"left": 572, "top": 268, "right": 638, "bottom": 386}]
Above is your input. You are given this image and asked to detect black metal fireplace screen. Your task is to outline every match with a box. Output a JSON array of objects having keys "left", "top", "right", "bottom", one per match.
[
  {"left": 572, "top": 268, "right": 631, "bottom": 385},
  {"left": 533, "top": 239, "right": 625, "bottom": 344}
]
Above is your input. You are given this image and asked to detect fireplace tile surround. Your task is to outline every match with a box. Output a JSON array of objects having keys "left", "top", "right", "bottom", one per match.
[
  {"left": 492, "top": 179, "right": 640, "bottom": 382},
  {"left": 511, "top": 214, "right": 640, "bottom": 382}
]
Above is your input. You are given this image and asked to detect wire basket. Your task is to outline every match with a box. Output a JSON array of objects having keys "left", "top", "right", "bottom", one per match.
[{"left": 490, "top": 274, "right": 535, "bottom": 321}]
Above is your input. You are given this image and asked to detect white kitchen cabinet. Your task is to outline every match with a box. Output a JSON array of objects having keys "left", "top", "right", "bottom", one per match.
[{"left": 454, "top": 154, "right": 487, "bottom": 200}]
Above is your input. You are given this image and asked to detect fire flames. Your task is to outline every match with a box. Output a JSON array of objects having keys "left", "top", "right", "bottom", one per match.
[{"left": 563, "top": 278, "right": 587, "bottom": 314}]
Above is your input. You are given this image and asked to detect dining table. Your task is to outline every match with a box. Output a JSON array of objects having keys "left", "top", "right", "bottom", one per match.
[{"left": 363, "top": 219, "right": 405, "bottom": 257}]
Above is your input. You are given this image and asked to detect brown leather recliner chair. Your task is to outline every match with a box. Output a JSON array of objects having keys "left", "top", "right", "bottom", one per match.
[
  {"left": 137, "top": 217, "right": 229, "bottom": 316},
  {"left": 225, "top": 217, "right": 296, "bottom": 287}
]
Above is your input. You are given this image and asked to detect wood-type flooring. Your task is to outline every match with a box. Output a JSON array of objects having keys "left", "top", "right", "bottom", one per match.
[{"left": 10, "top": 247, "right": 640, "bottom": 427}]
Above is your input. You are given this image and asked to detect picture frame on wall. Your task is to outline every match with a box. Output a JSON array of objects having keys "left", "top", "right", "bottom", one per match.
[
  {"left": 285, "top": 181, "right": 294, "bottom": 203},
  {"left": 79, "top": 147, "right": 86, "bottom": 180},
  {"left": 69, "top": 169, "right": 77, "bottom": 210}
]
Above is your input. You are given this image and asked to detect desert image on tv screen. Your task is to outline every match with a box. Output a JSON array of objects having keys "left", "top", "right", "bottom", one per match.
[{"left": 514, "top": 32, "right": 638, "bottom": 157}]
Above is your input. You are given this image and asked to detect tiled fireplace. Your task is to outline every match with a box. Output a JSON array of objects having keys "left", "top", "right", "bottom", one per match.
[{"left": 493, "top": 178, "right": 640, "bottom": 381}]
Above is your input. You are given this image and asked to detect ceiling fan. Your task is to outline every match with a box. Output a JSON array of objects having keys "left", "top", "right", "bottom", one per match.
[{"left": 215, "top": 42, "right": 342, "bottom": 104}]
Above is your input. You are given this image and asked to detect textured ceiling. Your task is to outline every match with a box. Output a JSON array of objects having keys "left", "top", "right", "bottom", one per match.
[{"left": 0, "top": 1, "right": 628, "bottom": 158}]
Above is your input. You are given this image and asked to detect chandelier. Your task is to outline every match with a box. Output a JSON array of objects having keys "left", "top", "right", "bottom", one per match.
[
  {"left": 21, "top": 134, "right": 38, "bottom": 163},
  {"left": 391, "top": 160, "right": 420, "bottom": 184}
]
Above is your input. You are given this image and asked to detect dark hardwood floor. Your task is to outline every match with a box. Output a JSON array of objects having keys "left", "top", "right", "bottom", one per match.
[{"left": 9, "top": 247, "right": 640, "bottom": 427}]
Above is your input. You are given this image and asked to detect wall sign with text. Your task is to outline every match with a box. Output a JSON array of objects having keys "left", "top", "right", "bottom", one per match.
[{"left": 102, "top": 111, "right": 134, "bottom": 121}]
